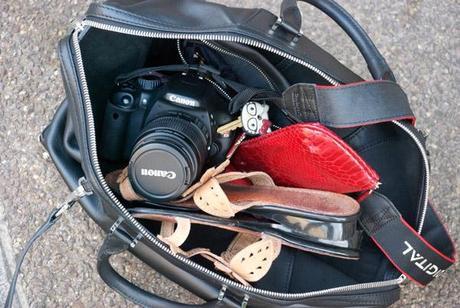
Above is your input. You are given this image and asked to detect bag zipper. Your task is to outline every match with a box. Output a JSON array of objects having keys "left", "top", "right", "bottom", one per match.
[
  {"left": 83, "top": 19, "right": 339, "bottom": 86},
  {"left": 70, "top": 19, "right": 429, "bottom": 299},
  {"left": 200, "top": 40, "right": 277, "bottom": 91},
  {"left": 392, "top": 120, "right": 429, "bottom": 233},
  {"left": 176, "top": 38, "right": 276, "bottom": 91},
  {"left": 54, "top": 177, "right": 93, "bottom": 218},
  {"left": 175, "top": 39, "right": 233, "bottom": 101}
]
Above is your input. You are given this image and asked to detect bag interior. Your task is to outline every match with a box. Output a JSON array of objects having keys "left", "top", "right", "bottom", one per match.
[{"left": 76, "top": 28, "right": 453, "bottom": 293}]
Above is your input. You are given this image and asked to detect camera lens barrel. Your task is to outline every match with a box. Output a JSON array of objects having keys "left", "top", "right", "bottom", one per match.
[{"left": 128, "top": 116, "right": 208, "bottom": 202}]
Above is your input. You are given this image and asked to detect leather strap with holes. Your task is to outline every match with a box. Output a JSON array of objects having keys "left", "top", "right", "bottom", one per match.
[
  {"left": 221, "top": 233, "right": 281, "bottom": 282},
  {"left": 151, "top": 215, "right": 281, "bottom": 285},
  {"left": 107, "top": 164, "right": 360, "bottom": 283},
  {"left": 190, "top": 171, "right": 275, "bottom": 218},
  {"left": 106, "top": 163, "right": 360, "bottom": 219},
  {"left": 105, "top": 159, "right": 232, "bottom": 202}
]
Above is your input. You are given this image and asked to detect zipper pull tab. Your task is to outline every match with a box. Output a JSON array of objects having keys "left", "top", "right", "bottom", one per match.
[
  {"left": 70, "top": 19, "right": 85, "bottom": 35},
  {"left": 53, "top": 177, "right": 92, "bottom": 219},
  {"left": 75, "top": 20, "right": 85, "bottom": 32}
]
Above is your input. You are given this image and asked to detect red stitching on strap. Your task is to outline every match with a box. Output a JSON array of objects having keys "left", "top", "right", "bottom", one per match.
[{"left": 400, "top": 218, "right": 456, "bottom": 263}]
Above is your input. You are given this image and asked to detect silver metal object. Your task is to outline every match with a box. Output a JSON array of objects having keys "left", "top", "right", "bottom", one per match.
[{"left": 54, "top": 177, "right": 92, "bottom": 218}]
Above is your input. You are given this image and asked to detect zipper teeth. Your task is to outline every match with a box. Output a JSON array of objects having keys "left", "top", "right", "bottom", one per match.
[
  {"left": 392, "top": 120, "right": 429, "bottom": 233},
  {"left": 205, "top": 77, "right": 232, "bottom": 101},
  {"left": 176, "top": 39, "right": 232, "bottom": 101},
  {"left": 176, "top": 40, "right": 237, "bottom": 101},
  {"left": 176, "top": 39, "right": 187, "bottom": 65},
  {"left": 82, "top": 20, "right": 339, "bottom": 86},
  {"left": 201, "top": 40, "right": 276, "bottom": 91},
  {"left": 70, "top": 20, "right": 430, "bottom": 298}
]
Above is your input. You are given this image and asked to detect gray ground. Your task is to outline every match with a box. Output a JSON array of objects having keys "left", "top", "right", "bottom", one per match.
[{"left": 1, "top": 0, "right": 459, "bottom": 307}]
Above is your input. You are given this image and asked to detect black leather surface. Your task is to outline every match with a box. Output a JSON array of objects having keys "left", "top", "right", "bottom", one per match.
[
  {"left": 51, "top": 2, "right": 405, "bottom": 303},
  {"left": 206, "top": 41, "right": 290, "bottom": 92},
  {"left": 98, "top": 232, "right": 233, "bottom": 307},
  {"left": 40, "top": 99, "right": 115, "bottom": 228},
  {"left": 57, "top": 37, "right": 125, "bottom": 230},
  {"left": 85, "top": 0, "right": 364, "bottom": 85},
  {"left": 63, "top": 110, "right": 82, "bottom": 163},
  {"left": 281, "top": 81, "right": 414, "bottom": 127},
  {"left": 102, "top": 230, "right": 401, "bottom": 307}
]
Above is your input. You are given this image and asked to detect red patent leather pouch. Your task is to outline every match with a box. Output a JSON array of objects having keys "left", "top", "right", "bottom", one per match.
[{"left": 232, "top": 123, "right": 379, "bottom": 194}]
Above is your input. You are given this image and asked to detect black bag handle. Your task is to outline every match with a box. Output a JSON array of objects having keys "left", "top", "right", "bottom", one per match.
[
  {"left": 279, "top": 0, "right": 395, "bottom": 81},
  {"left": 97, "top": 233, "right": 226, "bottom": 308}
]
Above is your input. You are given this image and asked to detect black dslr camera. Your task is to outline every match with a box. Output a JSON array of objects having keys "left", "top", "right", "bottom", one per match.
[{"left": 101, "top": 72, "right": 234, "bottom": 202}]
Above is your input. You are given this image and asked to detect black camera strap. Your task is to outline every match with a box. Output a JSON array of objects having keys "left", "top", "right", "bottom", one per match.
[
  {"left": 279, "top": 81, "right": 415, "bottom": 128},
  {"left": 227, "top": 81, "right": 416, "bottom": 129},
  {"left": 227, "top": 88, "right": 281, "bottom": 115},
  {"left": 360, "top": 192, "right": 455, "bottom": 286},
  {"left": 115, "top": 64, "right": 221, "bottom": 85}
]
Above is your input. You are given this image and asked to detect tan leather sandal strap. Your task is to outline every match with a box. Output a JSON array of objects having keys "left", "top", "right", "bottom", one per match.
[
  {"left": 215, "top": 171, "right": 275, "bottom": 186},
  {"left": 133, "top": 213, "right": 280, "bottom": 285},
  {"left": 192, "top": 171, "right": 275, "bottom": 218},
  {"left": 181, "top": 159, "right": 231, "bottom": 199},
  {"left": 221, "top": 234, "right": 282, "bottom": 282},
  {"left": 116, "top": 168, "right": 129, "bottom": 184},
  {"left": 157, "top": 218, "right": 191, "bottom": 250},
  {"left": 115, "top": 167, "right": 144, "bottom": 201},
  {"left": 223, "top": 233, "right": 261, "bottom": 260},
  {"left": 115, "top": 163, "right": 274, "bottom": 206},
  {"left": 166, "top": 244, "right": 251, "bottom": 286},
  {"left": 193, "top": 178, "right": 240, "bottom": 218},
  {"left": 159, "top": 221, "right": 175, "bottom": 238},
  {"left": 181, "top": 245, "right": 253, "bottom": 286}
]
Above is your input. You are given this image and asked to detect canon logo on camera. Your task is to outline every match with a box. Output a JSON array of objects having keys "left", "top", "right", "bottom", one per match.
[
  {"left": 140, "top": 168, "right": 177, "bottom": 180},
  {"left": 164, "top": 93, "right": 199, "bottom": 107}
]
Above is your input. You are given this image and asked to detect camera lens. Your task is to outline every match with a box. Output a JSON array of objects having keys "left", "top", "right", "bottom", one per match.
[{"left": 128, "top": 116, "right": 208, "bottom": 202}]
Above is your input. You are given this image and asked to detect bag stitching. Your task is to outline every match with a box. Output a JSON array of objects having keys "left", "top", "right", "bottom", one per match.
[{"left": 97, "top": 4, "right": 262, "bottom": 31}]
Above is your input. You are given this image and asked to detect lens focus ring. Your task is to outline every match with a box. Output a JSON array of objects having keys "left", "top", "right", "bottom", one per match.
[
  {"left": 142, "top": 116, "right": 208, "bottom": 152},
  {"left": 128, "top": 116, "right": 208, "bottom": 202}
]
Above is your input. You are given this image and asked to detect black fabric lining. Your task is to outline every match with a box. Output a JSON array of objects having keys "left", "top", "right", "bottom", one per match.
[{"left": 284, "top": 249, "right": 296, "bottom": 293}]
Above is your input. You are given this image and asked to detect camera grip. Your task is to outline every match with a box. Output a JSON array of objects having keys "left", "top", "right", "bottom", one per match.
[{"left": 100, "top": 103, "right": 130, "bottom": 161}]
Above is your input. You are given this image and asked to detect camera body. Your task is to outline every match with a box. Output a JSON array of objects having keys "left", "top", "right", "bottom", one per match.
[{"left": 101, "top": 73, "right": 234, "bottom": 201}]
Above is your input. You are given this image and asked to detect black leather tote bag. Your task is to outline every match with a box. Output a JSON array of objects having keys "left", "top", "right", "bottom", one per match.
[{"left": 7, "top": 1, "right": 455, "bottom": 307}]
